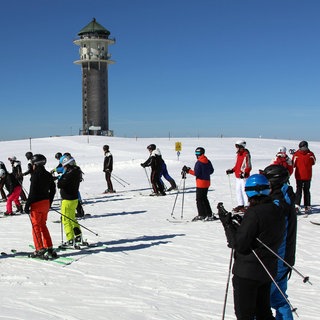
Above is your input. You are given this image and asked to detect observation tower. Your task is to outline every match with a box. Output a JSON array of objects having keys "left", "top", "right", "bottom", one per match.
[{"left": 74, "top": 18, "right": 115, "bottom": 135}]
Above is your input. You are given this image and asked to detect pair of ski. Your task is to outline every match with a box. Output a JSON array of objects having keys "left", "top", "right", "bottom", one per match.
[
  {"left": 167, "top": 216, "right": 220, "bottom": 223},
  {"left": 1, "top": 242, "right": 103, "bottom": 266}
]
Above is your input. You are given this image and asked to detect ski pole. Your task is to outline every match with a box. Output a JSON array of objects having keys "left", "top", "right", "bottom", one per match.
[
  {"left": 111, "top": 173, "right": 130, "bottom": 185},
  {"left": 143, "top": 167, "right": 152, "bottom": 190},
  {"left": 50, "top": 207, "right": 99, "bottom": 236},
  {"left": 222, "top": 248, "right": 233, "bottom": 320},
  {"left": 181, "top": 172, "right": 186, "bottom": 219},
  {"left": 170, "top": 173, "right": 185, "bottom": 217},
  {"left": 227, "top": 175, "right": 234, "bottom": 208},
  {"left": 111, "top": 174, "right": 126, "bottom": 187},
  {"left": 255, "top": 238, "right": 312, "bottom": 285},
  {"left": 252, "top": 249, "right": 299, "bottom": 317}
]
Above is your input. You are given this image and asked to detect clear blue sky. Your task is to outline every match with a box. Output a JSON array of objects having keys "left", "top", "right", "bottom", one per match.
[{"left": 1, "top": 0, "right": 320, "bottom": 141}]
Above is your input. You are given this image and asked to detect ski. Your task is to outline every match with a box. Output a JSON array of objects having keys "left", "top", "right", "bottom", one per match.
[
  {"left": 310, "top": 221, "right": 320, "bottom": 226},
  {"left": 167, "top": 218, "right": 190, "bottom": 223},
  {"left": 6, "top": 249, "right": 75, "bottom": 266}
]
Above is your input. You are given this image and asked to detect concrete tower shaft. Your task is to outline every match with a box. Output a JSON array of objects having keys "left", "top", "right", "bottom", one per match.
[{"left": 74, "top": 18, "right": 115, "bottom": 135}]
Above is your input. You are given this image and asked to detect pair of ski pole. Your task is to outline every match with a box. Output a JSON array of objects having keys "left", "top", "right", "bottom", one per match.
[
  {"left": 111, "top": 173, "right": 130, "bottom": 188},
  {"left": 170, "top": 171, "right": 186, "bottom": 219}
]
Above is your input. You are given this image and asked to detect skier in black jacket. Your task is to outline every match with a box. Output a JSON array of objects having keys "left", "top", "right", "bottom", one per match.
[
  {"left": 141, "top": 144, "right": 165, "bottom": 196},
  {"left": 57, "top": 155, "right": 83, "bottom": 246},
  {"left": 218, "top": 174, "right": 286, "bottom": 320},
  {"left": 103, "top": 145, "right": 115, "bottom": 193}
]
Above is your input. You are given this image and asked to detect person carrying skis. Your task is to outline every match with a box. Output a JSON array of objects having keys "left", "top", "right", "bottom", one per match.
[
  {"left": 226, "top": 140, "right": 252, "bottom": 213},
  {"left": 263, "top": 164, "right": 297, "bottom": 320},
  {"left": 103, "top": 145, "right": 115, "bottom": 193},
  {"left": 182, "top": 147, "right": 216, "bottom": 221},
  {"left": 0, "top": 168, "right": 23, "bottom": 215},
  {"left": 57, "top": 155, "right": 83, "bottom": 246},
  {"left": 24, "top": 154, "right": 57, "bottom": 259},
  {"left": 271, "top": 146, "right": 293, "bottom": 176},
  {"left": 218, "top": 174, "right": 286, "bottom": 319},
  {"left": 141, "top": 144, "right": 166, "bottom": 196},
  {"left": 292, "top": 140, "right": 316, "bottom": 214}
]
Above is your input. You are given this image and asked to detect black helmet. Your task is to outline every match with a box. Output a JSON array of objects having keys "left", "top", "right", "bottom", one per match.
[
  {"left": 147, "top": 144, "right": 156, "bottom": 151},
  {"left": 299, "top": 140, "right": 308, "bottom": 149},
  {"left": 103, "top": 145, "right": 109, "bottom": 151},
  {"left": 195, "top": 147, "right": 205, "bottom": 156},
  {"left": 25, "top": 152, "right": 33, "bottom": 160},
  {"left": 262, "top": 164, "right": 289, "bottom": 186},
  {"left": 31, "top": 154, "right": 47, "bottom": 166},
  {"left": 55, "top": 152, "right": 62, "bottom": 160}
]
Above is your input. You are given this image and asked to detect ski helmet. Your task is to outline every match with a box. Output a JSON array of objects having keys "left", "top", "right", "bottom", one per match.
[
  {"left": 278, "top": 146, "right": 287, "bottom": 153},
  {"left": 8, "top": 156, "right": 17, "bottom": 162},
  {"left": 31, "top": 154, "right": 47, "bottom": 166},
  {"left": 25, "top": 152, "right": 33, "bottom": 160},
  {"left": 299, "top": 140, "right": 308, "bottom": 149},
  {"left": 61, "top": 155, "right": 75, "bottom": 167},
  {"left": 195, "top": 147, "right": 205, "bottom": 156},
  {"left": 263, "top": 165, "right": 290, "bottom": 186},
  {"left": 245, "top": 174, "right": 270, "bottom": 198},
  {"left": 147, "top": 144, "right": 156, "bottom": 151},
  {"left": 235, "top": 140, "right": 246, "bottom": 148},
  {"left": 55, "top": 152, "right": 62, "bottom": 160},
  {"left": 103, "top": 145, "right": 109, "bottom": 151},
  {"left": 0, "top": 169, "right": 6, "bottom": 178}
]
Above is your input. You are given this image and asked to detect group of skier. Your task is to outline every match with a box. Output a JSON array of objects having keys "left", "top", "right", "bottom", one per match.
[
  {"left": 219, "top": 139, "right": 314, "bottom": 319},
  {"left": 0, "top": 152, "right": 84, "bottom": 259},
  {"left": 0, "top": 139, "right": 315, "bottom": 318},
  {"left": 175, "top": 139, "right": 313, "bottom": 319}
]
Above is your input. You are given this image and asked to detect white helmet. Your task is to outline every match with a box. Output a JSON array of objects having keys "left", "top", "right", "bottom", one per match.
[
  {"left": 0, "top": 169, "right": 6, "bottom": 178},
  {"left": 278, "top": 146, "right": 287, "bottom": 153},
  {"left": 62, "top": 156, "right": 76, "bottom": 167},
  {"left": 235, "top": 140, "right": 246, "bottom": 148}
]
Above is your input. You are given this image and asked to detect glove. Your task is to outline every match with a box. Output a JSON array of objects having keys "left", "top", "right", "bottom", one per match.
[
  {"left": 24, "top": 205, "right": 30, "bottom": 214},
  {"left": 226, "top": 169, "right": 234, "bottom": 175},
  {"left": 240, "top": 172, "right": 249, "bottom": 179},
  {"left": 182, "top": 165, "right": 190, "bottom": 173},
  {"left": 217, "top": 203, "right": 232, "bottom": 227},
  {"left": 140, "top": 163, "right": 146, "bottom": 168}
]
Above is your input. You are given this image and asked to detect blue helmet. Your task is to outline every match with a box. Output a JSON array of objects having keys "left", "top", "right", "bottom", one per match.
[{"left": 245, "top": 174, "right": 270, "bottom": 198}]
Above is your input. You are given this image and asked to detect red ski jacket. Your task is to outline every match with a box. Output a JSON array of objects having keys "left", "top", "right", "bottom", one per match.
[
  {"left": 232, "top": 149, "right": 252, "bottom": 178},
  {"left": 188, "top": 154, "right": 214, "bottom": 188},
  {"left": 292, "top": 149, "right": 316, "bottom": 180}
]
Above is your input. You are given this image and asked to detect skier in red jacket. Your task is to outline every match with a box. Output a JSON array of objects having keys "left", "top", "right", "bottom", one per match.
[
  {"left": 292, "top": 140, "right": 316, "bottom": 214},
  {"left": 271, "top": 146, "right": 293, "bottom": 176},
  {"left": 226, "top": 140, "right": 252, "bottom": 212}
]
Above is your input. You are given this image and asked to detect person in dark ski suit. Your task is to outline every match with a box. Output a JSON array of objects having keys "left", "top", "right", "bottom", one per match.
[
  {"left": 182, "top": 147, "right": 216, "bottom": 221},
  {"left": 22, "top": 152, "right": 34, "bottom": 178},
  {"left": 0, "top": 161, "right": 8, "bottom": 201},
  {"left": 8, "top": 156, "right": 27, "bottom": 203},
  {"left": 218, "top": 174, "right": 286, "bottom": 320},
  {"left": 0, "top": 168, "right": 23, "bottom": 215},
  {"left": 103, "top": 145, "right": 115, "bottom": 193},
  {"left": 141, "top": 144, "right": 166, "bottom": 196},
  {"left": 263, "top": 165, "right": 297, "bottom": 320},
  {"left": 24, "top": 154, "right": 57, "bottom": 259},
  {"left": 57, "top": 155, "right": 83, "bottom": 245},
  {"left": 292, "top": 140, "right": 316, "bottom": 214}
]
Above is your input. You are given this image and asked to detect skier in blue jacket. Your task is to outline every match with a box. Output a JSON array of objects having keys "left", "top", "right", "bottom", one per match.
[{"left": 263, "top": 165, "right": 297, "bottom": 320}]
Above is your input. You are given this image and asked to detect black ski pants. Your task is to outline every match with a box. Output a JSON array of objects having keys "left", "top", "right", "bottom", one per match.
[
  {"left": 196, "top": 187, "right": 212, "bottom": 218},
  {"left": 232, "top": 275, "right": 275, "bottom": 320},
  {"left": 295, "top": 179, "right": 311, "bottom": 207}
]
